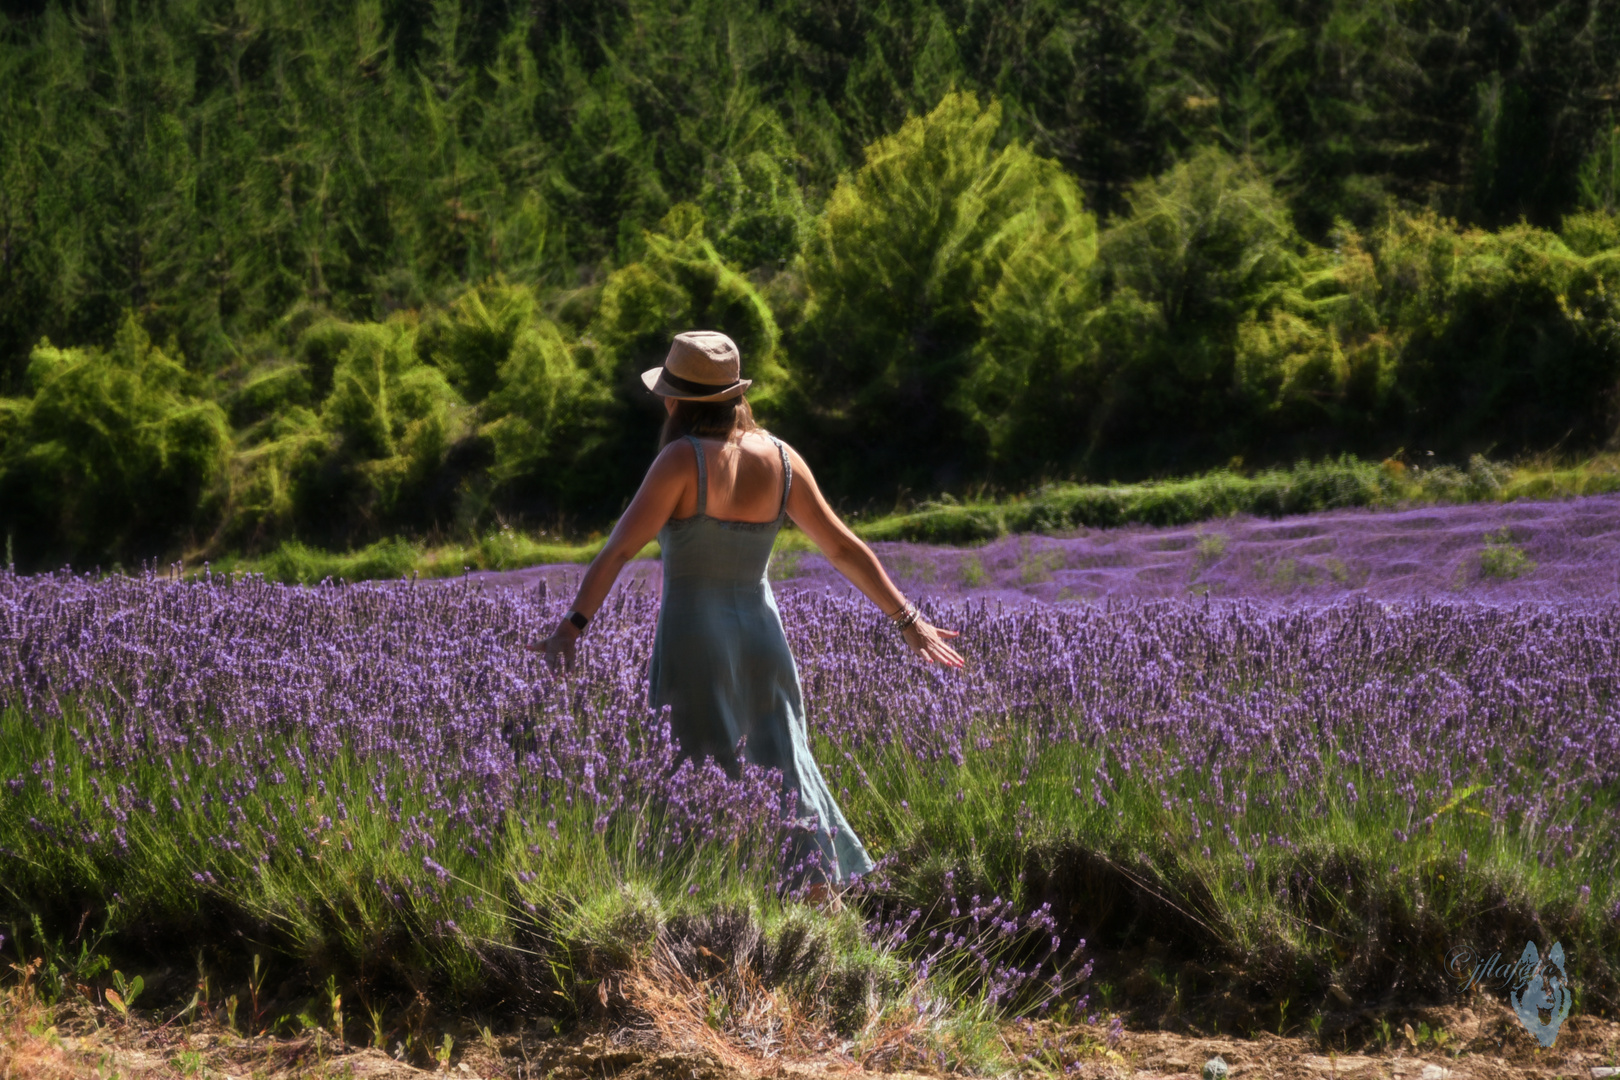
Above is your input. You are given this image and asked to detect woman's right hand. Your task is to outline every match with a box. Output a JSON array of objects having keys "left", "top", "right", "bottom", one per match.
[
  {"left": 902, "top": 618, "right": 965, "bottom": 668},
  {"left": 528, "top": 619, "right": 580, "bottom": 673}
]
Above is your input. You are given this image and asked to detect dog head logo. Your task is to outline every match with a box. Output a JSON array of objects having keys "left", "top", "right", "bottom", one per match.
[{"left": 1509, "top": 941, "right": 1571, "bottom": 1047}]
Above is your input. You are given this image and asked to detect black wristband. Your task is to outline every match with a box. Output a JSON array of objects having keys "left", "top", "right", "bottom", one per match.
[{"left": 567, "top": 610, "right": 588, "bottom": 631}]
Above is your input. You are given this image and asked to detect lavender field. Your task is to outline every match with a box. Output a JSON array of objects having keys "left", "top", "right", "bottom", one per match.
[
  {"left": 2, "top": 497, "right": 1619, "bottom": 1053},
  {"left": 471, "top": 491, "right": 1620, "bottom": 607}
]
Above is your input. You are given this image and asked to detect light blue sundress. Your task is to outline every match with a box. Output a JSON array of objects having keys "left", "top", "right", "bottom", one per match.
[{"left": 647, "top": 433, "right": 874, "bottom": 885}]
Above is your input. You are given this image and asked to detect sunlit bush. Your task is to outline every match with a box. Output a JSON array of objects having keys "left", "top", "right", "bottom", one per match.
[
  {"left": 226, "top": 315, "right": 468, "bottom": 549},
  {"left": 791, "top": 93, "right": 1097, "bottom": 492},
  {"left": 0, "top": 317, "right": 230, "bottom": 565},
  {"left": 1560, "top": 210, "right": 1620, "bottom": 257},
  {"left": 478, "top": 306, "right": 614, "bottom": 512},
  {"left": 1370, "top": 213, "right": 1620, "bottom": 452},
  {"left": 698, "top": 109, "right": 811, "bottom": 273},
  {"left": 1082, "top": 148, "right": 1314, "bottom": 466},
  {"left": 592, "top": 204, "right": 786, "bottom": 411}
]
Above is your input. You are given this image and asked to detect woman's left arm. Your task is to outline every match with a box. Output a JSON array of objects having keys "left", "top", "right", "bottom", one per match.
[
  {"left": 532, "top": 444, "right": 687, "bottom": 670},
  {"left": 781, "top": 443, "right": 965, "bottom": 669}
]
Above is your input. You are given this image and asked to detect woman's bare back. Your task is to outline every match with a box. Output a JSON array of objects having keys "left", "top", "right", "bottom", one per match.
[{"left": 668, "top": 430, "right": 786, "bottom": 524}]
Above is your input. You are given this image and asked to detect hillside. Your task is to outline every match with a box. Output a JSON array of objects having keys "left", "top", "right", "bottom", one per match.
[{"left": 1, "top": 1, "right": 1619, "bottom": 569}]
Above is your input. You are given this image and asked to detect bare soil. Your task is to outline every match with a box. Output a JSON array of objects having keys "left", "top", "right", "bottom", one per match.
[{"left": 4, "top": 995, "right": 1616, "bottom": 1080}]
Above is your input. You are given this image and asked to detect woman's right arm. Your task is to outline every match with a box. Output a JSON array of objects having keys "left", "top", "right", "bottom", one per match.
[
  {"left": 781, "top": 444, "right": 964, "bottom": 668},
  {"left": 532, "top": 443, "right": 688, "bottom": 670}
]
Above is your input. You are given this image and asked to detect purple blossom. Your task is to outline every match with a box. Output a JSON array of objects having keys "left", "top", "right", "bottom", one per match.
[{"left": 0, "top": 500, "right": 1616, "bottom": 1016}]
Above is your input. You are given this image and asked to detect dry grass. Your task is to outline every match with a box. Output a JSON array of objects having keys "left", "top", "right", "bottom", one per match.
[
  {"left": 8, "top": 961, "right": 1617, "bottom": 1080},
  {"left": 0, "top": 961, "right": 79, "bottom": 1080},
  {"left": 619, "top": 940, "right": 803, "bottom": 1073},
  {"left": 612, "top": 930, "right": 988, "bottom": 1077}
]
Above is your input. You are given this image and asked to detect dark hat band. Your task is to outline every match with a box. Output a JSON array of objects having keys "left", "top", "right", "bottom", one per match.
[{"left": 658, "top": 369, "right": 740, "bottom": 396}]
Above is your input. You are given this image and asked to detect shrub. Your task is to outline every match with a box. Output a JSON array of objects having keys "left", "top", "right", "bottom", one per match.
[
  {"left": 1560, "top": 211, "right": 1620, "bottom": 257},
  {"left": 860, "top": 505, "right": 1004, "bottom": 545},
  {"left": 0, "top": 317, "right": 230, "bottom": 567},
  {"left": 790, "top": 93, "right": 1097, "bottom": 494},
  {"left": 412, "top": 279, "right": 614, "bottom": 521},
  {"left": 1083, "top": 148, "right": 1320, "bottom": 468},
  {"left": 698, "top": 117, "right": 811, "bottom": 273},
  {"left": 323, "top": 318, "right": 462, "bottom": 461},
  {"left": 584, "top": 206, "right": 787, "bottom": 501},
  {"left": 1371, "top": 213, "right": 1620, "bottom": 454},
  {"left": 481, "top": 316, "right": 614, "bottom": 512},
  {"left": 592, "top": 205, "right": 785, "bottom": 405},
  {"left": 224, "top": 315, "right": 470, "bottom": 548},
  {"left": 256, "top": 536, "right": 420, "bottom": 585},
  {"left": 417, "top": 282, "right": 543, "bottom": 406},
  {"left": 1478, "top": 527, "right": 1535, "bottom": 580},
  {"left": 227, "top": 405, "right": 330, "bottom": 547},
  {"left": 317, "top": 317, "right": 466, "bottom": 529},
  {"left": 229, "top": 363, "right": 314, "bottom": 427},
  {"left": 1576, "top": 122, "right": 1620, "bottom": 216},
  {"left": 864, "top": 458, "right": 1405, "bottom": 543}
]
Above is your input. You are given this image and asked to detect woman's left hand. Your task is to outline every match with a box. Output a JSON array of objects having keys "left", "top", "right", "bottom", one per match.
[{"left": 902, "top": 619, "right": 964, "bottom": 668}]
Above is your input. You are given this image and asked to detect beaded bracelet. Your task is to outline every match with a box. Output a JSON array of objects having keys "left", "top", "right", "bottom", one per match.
[{"left": 890, "top": 603, "right": 921, "bottom": 632}]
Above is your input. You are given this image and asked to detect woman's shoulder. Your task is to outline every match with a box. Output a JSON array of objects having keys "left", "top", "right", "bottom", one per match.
[
  {"left": 650, "top": 437, "right": 700, "bottom": 475},
  {"left": 754, "top": 429, "right": 806, "bottom": 462},
  {"left": 748, "top": 428, "right": 792, "bottom": 449}
]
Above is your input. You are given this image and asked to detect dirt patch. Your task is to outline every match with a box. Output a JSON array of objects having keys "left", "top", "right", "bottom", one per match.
[
  {"left": 1055, "top": 1001, "right": 1620, "bottom": 1079},
  {"left": 5, "top": 997, "right": 1617, "bottom": 1080},
  {"left": 0, "top": 1018, "right": 889, "bottom": 1080}
]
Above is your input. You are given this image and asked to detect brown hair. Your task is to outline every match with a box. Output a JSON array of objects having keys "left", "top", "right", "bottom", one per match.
[{"left": 659, "top": 395, "right": 757, "bottom": 448}]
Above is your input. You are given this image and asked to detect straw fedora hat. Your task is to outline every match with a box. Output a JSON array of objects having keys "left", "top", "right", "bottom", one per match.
[{"left": 641, "top": 330, "right": 751, "bottom": 402}]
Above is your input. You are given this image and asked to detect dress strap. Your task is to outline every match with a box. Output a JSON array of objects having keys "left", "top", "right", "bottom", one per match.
[
  {"left": 685, "top": 434, "right": 707, "bottom": 517},
  {"left": 770, "top": 436, "right": 792, "bottom": 520}
]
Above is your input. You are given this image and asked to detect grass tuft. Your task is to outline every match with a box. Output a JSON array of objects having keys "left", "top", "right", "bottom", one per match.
[{"left": 1478, "top": 527, "right": 1536, "bottom": 580}]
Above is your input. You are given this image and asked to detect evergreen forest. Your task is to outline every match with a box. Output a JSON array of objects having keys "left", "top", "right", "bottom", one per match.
[{"left": 2, "top": 0, "right": 1620, "bottom": 568}]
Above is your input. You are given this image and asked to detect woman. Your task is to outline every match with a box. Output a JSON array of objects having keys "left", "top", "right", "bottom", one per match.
[{"left": 537, "top": 330, "right": 964, "bottom": 888}]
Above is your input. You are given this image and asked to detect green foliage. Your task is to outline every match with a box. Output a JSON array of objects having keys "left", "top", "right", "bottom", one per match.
[
  {"left": 1368, "top": 213, "right": 1620, "bottom": 452},
  {"left": 0, "top": 0, "right": 1616, "bottom": 381},
  {"left": 1104, "top": 149, "right": 1302, "bottom": 335},
  {"left": 441, "top": 284, "right": 614, "bottom": 512},
  {"left": 0, "top": 3, "right": 1619, "bottom": 565},
  {"left": 418, "top": 284, "right": 538, "bottom": 406},
  {"left": 228, "top": 405, "right": 329, "bottom": 549},
  {"left": 256, "top": 537, "right": 420, "bottom": 585},
  {"left": 860, "top": 457, "right": 1398, "bottom": 542},
  {"left": 697, "top": 109, "right": 812, "bottom": 273},
  {"left": 862, "top": 506, "right": 1007, "bottom": 546},
  {"left": 1231, "top": 226, "right": 1391, "bottom": 437},
  {"left": 791, "top": 93, "right": 1096, "bottom": 492},
  {"left": 1577, "top": 118, "right": 1620, "bottom": 215},
  {"left": 1562, "top": 211, "right": 1620, "bottom": 258},
  {"left": 590, "top": 205, "right": 787, "bottom": 468},
  {"left": 228, "top": 314, "right": 470, "bottom": 548},
  {"left": 315, "top": 317, "right": 466, "bottom": 534},
  {"left": 324, "top": 320, "right": 461, "bottom": 462},
  {"left": 1478, "top": 527, "right": 1536, "bottom": 581},
  {"left": 596, "top": 207, "right": 784, "bottom": 379},
  {"left": 0, "top": 317, "right": 230, "bottom": 565},
  {"left": 1079, "top": 148, "right": 1327, "bottom": 467}
]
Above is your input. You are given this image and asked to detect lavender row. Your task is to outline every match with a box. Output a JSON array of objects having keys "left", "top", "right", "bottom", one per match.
[
  {"left": 2, "top": 565, "right": 1617, "bottom": 1028},
  {"left": 759, "top": 492, "right": 1620, "bottom": 607},
  {"left": 4, "top": 570, "right": 1616, "bottom": 869}
]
